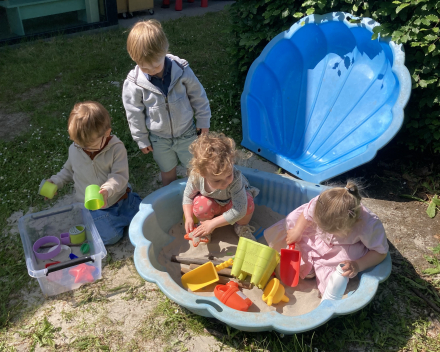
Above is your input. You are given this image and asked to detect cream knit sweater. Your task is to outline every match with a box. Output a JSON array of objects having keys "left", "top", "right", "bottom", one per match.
[{"left": 50, "top": 136, "right": 129, "bottom": 208}]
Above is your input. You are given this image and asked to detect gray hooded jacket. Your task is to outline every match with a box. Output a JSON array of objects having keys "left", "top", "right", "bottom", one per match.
[{"left": 122, "top": 54, "right": 211, "bottom": 149}]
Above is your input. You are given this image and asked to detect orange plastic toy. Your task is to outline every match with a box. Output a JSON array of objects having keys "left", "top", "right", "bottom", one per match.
[
  {"left": 214, "top": 281, "right": 252, "bottom": 312},
  {"left": 184, "top": 225, "right": 210, "bottom": 247}
]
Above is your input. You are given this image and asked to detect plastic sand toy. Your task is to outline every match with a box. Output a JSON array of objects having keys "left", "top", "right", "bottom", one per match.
[
  {"left": 262, "top": 278, "right": 289, "bottom": 306},
  {"left": 181, "top": 258, "right": 234, "bottom": 291},
  {"left": 231, "top": 238, "right": 280, "bottom": 289},
  {"left": 214, "top": 281, "right": 253, "bottom": 312}
]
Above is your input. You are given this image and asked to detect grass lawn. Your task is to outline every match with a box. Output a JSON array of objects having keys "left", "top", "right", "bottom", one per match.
[{"left": 1, "top": 9, "right": 440, "bottom": 352}]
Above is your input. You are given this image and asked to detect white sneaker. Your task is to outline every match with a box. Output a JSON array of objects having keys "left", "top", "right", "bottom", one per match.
[{"left": 234, "top": 224, "right": 256, "bottom": 241}]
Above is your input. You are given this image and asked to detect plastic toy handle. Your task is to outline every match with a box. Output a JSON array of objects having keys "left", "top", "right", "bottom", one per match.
[
  {"left": 45, "top": 256, "right": 94, "bottom": 276},
  {"left": 215, "top": 258, "right": 234, "bottom": 271},
  {"left": 288, "top": 244, "right": 296, "bottom": 250},
  {"left": 267, "top": 297, "right": 273, "bottom": 306}
]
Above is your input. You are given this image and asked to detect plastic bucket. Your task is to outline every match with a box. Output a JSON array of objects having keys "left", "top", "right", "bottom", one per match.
[
  {"left": 39, "top": 180, "right": 58, "bottom": 199},
  {"left": 84, "top": 185, "right": 104, "bottom": 210}
]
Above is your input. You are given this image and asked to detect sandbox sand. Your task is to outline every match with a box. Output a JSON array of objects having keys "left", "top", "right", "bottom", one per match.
[{"left": 158, "top": 205, "right": 359, "bottom": 316}]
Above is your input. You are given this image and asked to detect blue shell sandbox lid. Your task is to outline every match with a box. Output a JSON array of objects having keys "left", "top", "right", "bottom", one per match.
[
  {"left": 241, "top": 12, "right": 411, "bottom": 184},
  {"left": 129, "top": 167, "right": 391, "bottom": 334}
]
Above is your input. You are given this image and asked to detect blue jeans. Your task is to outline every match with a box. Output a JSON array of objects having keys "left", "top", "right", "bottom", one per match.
[{"left": 90, "top": 191, "right": 142, "bottom": 245}]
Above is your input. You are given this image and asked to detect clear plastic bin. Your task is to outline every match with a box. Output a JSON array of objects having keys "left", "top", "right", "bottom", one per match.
[{"left": 18, "top": 203, "right": 107, "bottom": 296}]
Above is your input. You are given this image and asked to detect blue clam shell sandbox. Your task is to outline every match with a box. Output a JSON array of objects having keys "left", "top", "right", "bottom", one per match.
[
  {"left": 241, "top": 12, "right": 411, "bottom": 184},
  {"left": 129, "top": 167, "right": 391, "bottom": 334}
]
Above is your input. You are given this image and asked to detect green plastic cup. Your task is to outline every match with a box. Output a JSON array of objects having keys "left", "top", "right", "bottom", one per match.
[
  {"left": 39, "top": 179, "right": 58, "bottom": 199},
  {"left": 84, "top": 184, "right": 104, "bottom": 210},
  {"left": 69, "top": 224, "right": 86, "bottom": 244}
]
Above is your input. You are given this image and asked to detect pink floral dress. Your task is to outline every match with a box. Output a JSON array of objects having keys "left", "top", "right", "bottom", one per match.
[{"left": 264, "top": 196, "right": 389, "bottom": 294}]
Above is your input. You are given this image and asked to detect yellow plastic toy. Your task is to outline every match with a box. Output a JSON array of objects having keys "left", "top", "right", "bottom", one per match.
[
  {"left": 181, "top": 258, "right": 234, "bottom": 291},
  {"left": 262, "top": 278, "right": 289, "bottom": 306},
  {"left": 231, "top": 237, "right": 280, "bottom": 289}
]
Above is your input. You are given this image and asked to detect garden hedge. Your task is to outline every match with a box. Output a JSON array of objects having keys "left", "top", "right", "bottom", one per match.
[{"left": 229, "top": 0, "right": 440, "bottom": 152}]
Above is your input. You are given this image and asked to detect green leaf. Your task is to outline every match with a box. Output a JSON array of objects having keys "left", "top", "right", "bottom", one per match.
[
  {"left": 423, "top": 266, "right": 440, "bottom": 275},
  {"left": 426, "top": 14, "right": 439, "bottom": 22},
  {"left": 419, "top": 80, "right": 428, "bottom": 87},
  {"left": 293, "top": 12, "right": 303, "bottom": 18},
  {"left": 396, "top": 3, "right": 410, "bottom": 13},
  {"left": 425, "top": 34, "right": 438, "bottom": 41},
  {"left": 281, "top": 9, "right": 290, "bottom": 18},
  {"left": 371, "top": 33, "right": 378, "bottom": 40},
  {"left": 372, "top": 25, "right": 382, "bottom": 34},
  {"left": 306, "top": 7, "right": 315, "bottom": 15},
  {"left": 433, "top": 28, "right": 439, "bottom": 33},
  {"left": 353, "top": 4, "right": 358, "bottom": 11},
  {"left": 429, "top": 44, "right": 436, "bottom": 53},
  {"left": 427, "top": 201, "right": 436, "bottom": 218},
  {"left": 431, "top": 196, "right": 440, "bottom": 205}
]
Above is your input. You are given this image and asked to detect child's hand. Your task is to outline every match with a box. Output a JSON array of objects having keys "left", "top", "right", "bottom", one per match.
[
  {"left": 44, "top": 179, "right": 58, "bottom": 200},
  {"left": 192, "top": 220, "right": 215, "bottom": 237},
  {"left": 99, "top": 188, "right": 108, "bottom": 208},
  {"left": 286, "top": 227, "right": 302, "bottom": 245},
  {"left": 185, "top": 217, "right": 195, "bottom": 234},
  {"left": 141, "top": 146, "right": 154, "bottom": 154},
  {"left": 340, "top": 261, "right": 359, "bottom": 278}
]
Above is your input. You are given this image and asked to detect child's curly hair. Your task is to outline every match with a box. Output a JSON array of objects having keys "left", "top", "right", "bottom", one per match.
[
  {"left": 189, "top": 132, "right": 241, "bottom": 177},
  {"left": 314, "top": 180, "right": 362, "bottom": 236}
]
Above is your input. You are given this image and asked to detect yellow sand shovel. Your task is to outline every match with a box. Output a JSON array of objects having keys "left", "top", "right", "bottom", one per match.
[{"left": 181, "top": 258, "right": 234, "bottom": 291}]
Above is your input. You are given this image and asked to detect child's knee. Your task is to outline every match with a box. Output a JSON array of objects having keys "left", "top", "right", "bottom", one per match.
[
  {"left": 245, "top": 192, "right": 255, "bottom": 215},
  {"left": 193, "top": 195, "right": 218, "bottom": 220}
]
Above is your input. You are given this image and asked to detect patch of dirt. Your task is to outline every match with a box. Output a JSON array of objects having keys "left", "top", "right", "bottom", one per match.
[
  {"left": 0, "top": 82, "right": 53, "bottom": 142},
  {"left": 363, "top": 197, "right": 440, "bottom": 272},
  {"left": 0, "top": 110, "right": 31, "bottom": 141}
]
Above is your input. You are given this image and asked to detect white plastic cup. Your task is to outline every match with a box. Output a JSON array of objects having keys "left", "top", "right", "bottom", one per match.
[{"left": 321, "top": 263, "right": 349, "bottom": 301}]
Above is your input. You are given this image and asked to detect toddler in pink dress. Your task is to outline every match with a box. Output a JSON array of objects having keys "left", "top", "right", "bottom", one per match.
[{"left": 264, "top": 181, "right": 388, "bottom": 295}]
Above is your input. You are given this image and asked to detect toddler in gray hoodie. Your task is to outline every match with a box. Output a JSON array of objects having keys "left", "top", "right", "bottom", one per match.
[
  {"left": 123, "top": 19, "right": 211, "bottom": 186},
  {"left": 47, "top": 101, "right": 142, "bottom": 245}
]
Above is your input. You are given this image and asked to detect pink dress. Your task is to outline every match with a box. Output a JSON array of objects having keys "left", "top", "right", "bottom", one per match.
[{"left": 264, "top": 196, "right": 389, "bottom": 294}]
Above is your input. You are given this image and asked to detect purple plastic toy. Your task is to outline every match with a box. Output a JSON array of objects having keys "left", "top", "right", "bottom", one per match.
[{"left": 33, "top": 236, "right": 61, "bottom": 260}]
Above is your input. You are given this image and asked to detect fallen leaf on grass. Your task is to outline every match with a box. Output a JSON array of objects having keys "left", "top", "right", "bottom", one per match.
[{"left": 426, "top": 195, "right": 440, "bottom": 218}]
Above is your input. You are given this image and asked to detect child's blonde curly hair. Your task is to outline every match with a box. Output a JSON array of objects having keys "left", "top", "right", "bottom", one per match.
[
  {"left": 314, "top": 180, "right": 362, "bottom": 236},
  {"left": 189, "top": 132, "right": 245, "bottom": 178}
]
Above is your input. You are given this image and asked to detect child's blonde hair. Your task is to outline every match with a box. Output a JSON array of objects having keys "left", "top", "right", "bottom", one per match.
[
  {"left": 68, "top": 101, "right": 111, "bottom": 147},
  {"left": 189, "top": 132, "right": 238, "bottom": 177},
  {"left": 127, "top": 19, "right": 169, "bottom": 65},
  {"left": 314, "top": 180, "right": 362, "bottom": 236}
]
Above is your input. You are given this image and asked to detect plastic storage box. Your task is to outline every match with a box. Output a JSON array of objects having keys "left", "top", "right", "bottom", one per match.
[{"left": 18, "top": 203, "right": 107, "bottom": 296}]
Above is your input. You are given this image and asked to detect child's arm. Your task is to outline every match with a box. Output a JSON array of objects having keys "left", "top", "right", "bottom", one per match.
[
  {"left": 100, "top": 144, "right": 129, "bottom": 207},
  {"left": 286, "top": 213, "right": 310, "bottom": 245},
  {"left": 183, "top": 66, "right": 211, "bottom": 132},
  {"left": 49, "top": 155, "right": 74, "bottom": 190},
  {"left": 182, "top": 175, "right": 201, "bottom": 233},
  {"left": 122, "top": 81, "right": 152, "bottom": 151},
  {"left": 340, "top": 251, "right": 387, "bottom": 277}
]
